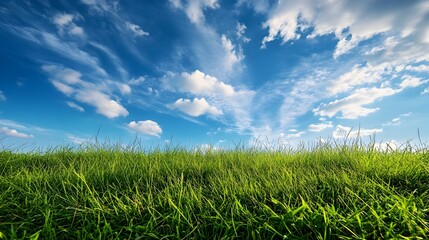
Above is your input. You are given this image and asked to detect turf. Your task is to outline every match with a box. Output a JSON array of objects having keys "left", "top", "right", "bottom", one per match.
[{"left": 0, "top": 142, "right": 428, "bottom": 239}]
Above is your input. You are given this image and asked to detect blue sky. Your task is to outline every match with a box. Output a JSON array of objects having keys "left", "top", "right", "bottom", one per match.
[{"left": 1, "top": 0, "right": 429, "bottom": 150}]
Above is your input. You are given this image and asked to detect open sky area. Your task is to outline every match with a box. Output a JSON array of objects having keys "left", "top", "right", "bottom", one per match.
[{"left": 1, "top": 0, "right": 429, "bottom": 150}]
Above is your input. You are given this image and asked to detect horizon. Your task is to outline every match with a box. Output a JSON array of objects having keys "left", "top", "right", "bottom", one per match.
[{"left": 1, "top": 0, "right": 429, "bottom": 151}]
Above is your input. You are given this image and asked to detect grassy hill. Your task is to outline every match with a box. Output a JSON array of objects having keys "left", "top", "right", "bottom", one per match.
[{"left": 0, "top": 142, "right": 428, "bottom": 239}]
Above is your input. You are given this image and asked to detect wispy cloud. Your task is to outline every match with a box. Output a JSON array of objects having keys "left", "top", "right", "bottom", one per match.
[
  {"left": 314, "top": 87, "right": 399, "bottom": 119},
  {"left": 236, "top": 0, "right": 270, "bottom": 13},
  {"left": 52, "top": 13, "right": 85, "bottom": 37},
  {"left": 383, "top": 117, "right": 401, "bottom": 127},
  {"left": 125, "top": 21, "right": 149, "bottom": 37},
  {"left": 405, "top": 64, "right": 429, "bottom": 72},
  {"left": 68, "top": 135, "right": 90, "bottom": 144},
  {"left": 221, "top": 34, "right": 244, "bottom": 71},
  {"left": 236, "top": 22, "right": 250, "bottom": 43},
  {"left": 332, "top": 125, "right": 382, "bottom": 139},
  {"left": 43, "top": 65, "right": 128, "bottom": 118},
  {"left": 0, "top": 127, "right": 34, "bottom": 139},
  {"left": 283, "top": 131, "right": 305, "bottom": 139},
  {"left": 261, "top": 0, "right": 429, "bottom": 58},
  {"left": 8, "top": 26, "right": 107, "bottom": 76},
  {"left": 382, "top": 112, "right": 412, "bottom": 127},
  {"left": 169, "top": 0, "right": 219, "bottom": 25},
  {"left": 0, "top": 90, "right": 5, "bottom": 101},
  {"left": 80, "top": 0, "right": 118, "bottom": 12},
  {"left": 127, "top": 120, "right": 162, "bottom": 137},
  {"left": 328, "top": 63, "right": 390, "bottom": 96},
  {"left": 66, "top": 101, "right": 85, "bottom": 112},
  {"left": 308, "top": 122, "right": 333, "bottom": 132},
  {"left": 399, "top": 75, "right": 427, "bottom": 89},
  {"left": 53, "top": 13, "right": 74, "bottom": 26}
]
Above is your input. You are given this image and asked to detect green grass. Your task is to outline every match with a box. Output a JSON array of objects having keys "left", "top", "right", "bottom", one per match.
[{"left": 0, "top": 141, "right": 428, "bottom": 239}]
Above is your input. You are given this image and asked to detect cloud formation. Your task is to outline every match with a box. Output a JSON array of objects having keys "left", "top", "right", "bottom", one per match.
[
  {"left": 66, "top": 101, "right": 85, "bottom": 112},
  {"left": 0, "top": 90, "right": 5, "bottom": 101},
  {"left": 127, "top": 120, "right": 162, "bottom": 137},
  {"left": 80, "top": 0, "right": 118, "bottom": 12},
  {"left": 314, "top": 87, "right": 398, "bottom": 119},
  {"left": 169, "top": 0, "right": 219, "bottom": 25},
  {"left": 236, "top": 23, "right": 250, "bottom": 43},
  {"left": 308, "top": 122, "right": 333, "bottom": 132},
  {"left": 162, "top": 70, "right": 235, "bottom": 97},
  {"left": 169, "top": 98, "right": 223, "bottom": 117},
  {"left": 53, "top": 13, "right": 85, "bottom": 37},
  {"left": 68, "top": 135, "right": 90, "bottom": 144},
  {"left": 42, "top": 65, "right": 128, "bottom": 118},
  {"left": 332, "top": 125, "right": 382, "bottom": 139},
  {"left": 125, "top": 21, "right": 149, "bottom": 37},
  {"left": 261, "top": 0, "right": 429, "bottom": 58},
  {"left": 221, "top": 34, "right": 244, "bottom": 71},
  {"left": 0, "top": 127, "right": 34, "bottom": 139}
]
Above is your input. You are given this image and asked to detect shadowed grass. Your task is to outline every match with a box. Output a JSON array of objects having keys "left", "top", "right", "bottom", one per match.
[{"left": 0, "top": 141, "right": 428, "bottom": 239}]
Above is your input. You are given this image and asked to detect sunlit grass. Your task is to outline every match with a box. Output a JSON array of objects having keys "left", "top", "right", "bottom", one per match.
[{"left": 0, "top": 140, "right": 428, "bottom": 239}]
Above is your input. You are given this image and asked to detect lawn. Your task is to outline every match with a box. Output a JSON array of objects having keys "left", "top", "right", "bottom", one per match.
[{"left": 0, "top": 141, "right": 428, "bottom": 239}]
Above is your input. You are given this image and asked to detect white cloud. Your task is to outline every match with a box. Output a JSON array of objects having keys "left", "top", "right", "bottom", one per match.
[
  {"left": 284, "top": 131, "right": 305, "bottom": 139},
  {"left": 382, "top": 117, "right": 401, "bottom": 127},
  {"left": 53, "top": 13, "right": 74, "bottom": 26},
  {"left": 236, "top": 22, "right": 250, "bottom": 43},
  {"left": 129, "top": 76, "right": 145, "bottom": 85},
  {"left": 170, "top": 0, "right": 219, "bottom": 25},
  {"left": 308, "top": 122, "right": 333, "bottom": 132},
  {"left": 119, "top": 84, "right": 131, "bottom": 95},
  {"left": 69, "top": 26, "right": 85, "bottom": 36},
  {"left": 127, "top": 120, "right": 162, "bottom": 137},
  {"left": 106, "top": 80, "right": 132, "bottom": 95},
  {"left": 221, "top": 34, "right": 244, "bottom": 71},
  {"left": 0, "top": 90, "right": 5, "bottom": 101},
  {"left": 125, "top": 21, "right": 149, "bottom": 37},
  {"left": 0, "top": 119, "right": 27, "bottom": 130},
  {"left": 75, "top": 90, "right": 128, "bottom": 118},
  {"left": 236, "top": 0, "right": 270, "bottom": 13},
  {"left": 68, "top": 135, "right": 89, "bottom": 144},
  {"left": 374, "top": 140, "right": 398, "bottom": 152},
  {"left": 80, "top": 0, "right": 117, "bottom": 12},
  {"left": 88, "top": 41, "right": 128, "bottom": 80},
  {"left": 66, "top": 101, "right": 85, "bottom": 112},
  {"left": 53, "top": 13, "right": 85, "bottom": 37},
  {"left": 314, "top": 87, "right": 399, "bottom": 119},
  {"left": 277, "top": 73, "right": 324, "bottom": 128},
  {"left": 364, "top": 46, "right": 385, "bottom": 56},
  {"left": 405, "top": 65, "right": 429, "bottom": 72},
  {"left": 162, "top": 70, "right": 235, "bottom": 97},
  {"left": 0, "top": 127, "right": 34, "bottom": 139},
  {"left": 328, "top": 63, "right": 390, "bottom": 95},
  {"left": 52, "top": 81, "right": 75, "bottom": 95},
  {"left": 399, "top": 76, "right": 426, "bottom": 89},
  {"left": 261, "top": 0, "right": 429, "bottom": 58},
  {"left": 422, "top": 87, "right": 429, "bottom": 95},
  {"left": 332, "top": 125, "right": 382, "bottom": 139},
  {"left": 10, "top": 27, "right": 105, "bottom": 76},
  {"left": 43, "top": 65, "right": 128, "bottom": 118},
  {"left": 162, "top": 70, "right": 254, "bottom": 132},
  {"left": 169, "top": 98, "right": 223, "bottom": 117}
]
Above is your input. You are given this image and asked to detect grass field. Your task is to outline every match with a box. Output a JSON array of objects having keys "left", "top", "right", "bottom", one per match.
[{"left": 0, "top": 140, "right": 428, "bottom": 239}]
